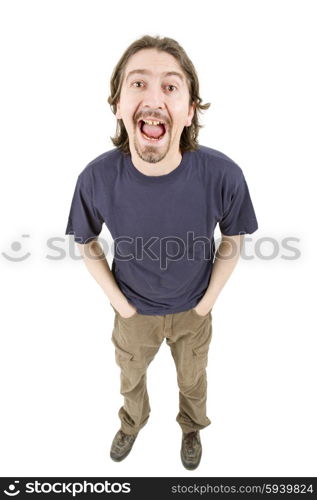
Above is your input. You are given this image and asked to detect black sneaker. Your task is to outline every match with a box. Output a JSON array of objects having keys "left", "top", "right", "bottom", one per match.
[
  {"left": 181, "top": 431, "right": 202, "bottom": 470},
  {"left": 110, "top": 429, "right": 138, "bottom": 462}
]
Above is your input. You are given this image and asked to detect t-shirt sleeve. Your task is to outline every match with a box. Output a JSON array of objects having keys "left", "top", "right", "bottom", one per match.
[
  {"left": 219, "top": 169, "right": 258, "bottom": 236},
  {"left": 65, "top": 167, "right": 104, "bottom": 243}
]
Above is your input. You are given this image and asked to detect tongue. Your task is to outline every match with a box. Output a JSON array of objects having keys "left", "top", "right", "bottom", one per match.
[{"left": 142, "top": 122, "right": 165, "bottom": 139}]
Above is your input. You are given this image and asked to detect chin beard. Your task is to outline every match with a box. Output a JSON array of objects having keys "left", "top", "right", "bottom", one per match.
[
  {"left": 134, "top": 143, "right": 168, "bottom": 163},
  {"left": 135, "top": 148, "right": 168, "bottom": 164}
]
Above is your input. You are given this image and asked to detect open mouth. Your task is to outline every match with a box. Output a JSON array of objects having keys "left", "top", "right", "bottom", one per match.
[{"left": 137, "top": 119, "right": 167, "bottom": 142}]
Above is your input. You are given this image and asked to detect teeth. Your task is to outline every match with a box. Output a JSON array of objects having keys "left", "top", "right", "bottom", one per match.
[{"left": 142, "top": 119, "right": 164, "bottom": 126}]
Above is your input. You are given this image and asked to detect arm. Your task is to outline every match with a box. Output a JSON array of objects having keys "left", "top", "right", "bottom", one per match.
[
  {"left": 77, "top": 239, "right": 137, "bottom": 318},
  {"left": 194, "top": 234, "right": 245, "bottom": 316}
]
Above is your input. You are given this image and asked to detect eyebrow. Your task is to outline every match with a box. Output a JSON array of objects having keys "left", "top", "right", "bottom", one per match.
[{"left": 125, "top": 69, "right": 185, "bottom": 84}]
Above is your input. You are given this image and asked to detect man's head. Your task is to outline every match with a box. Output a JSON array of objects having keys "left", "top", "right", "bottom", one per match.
[{"left": 108, "top": 35, "right": 210, "bottom": 163}]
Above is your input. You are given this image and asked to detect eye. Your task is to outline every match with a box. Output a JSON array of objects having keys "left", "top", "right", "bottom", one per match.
[
  {"left": 131, "top": 81, "right": 144, "bottom": 88},
  {"left": 166, "top": 85, "right": 177, "bottom": 92}
]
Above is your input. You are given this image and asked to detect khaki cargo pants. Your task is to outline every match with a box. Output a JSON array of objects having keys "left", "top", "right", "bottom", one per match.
[{"left": 110, "top": 306, "right": 212, "bottom": 435}]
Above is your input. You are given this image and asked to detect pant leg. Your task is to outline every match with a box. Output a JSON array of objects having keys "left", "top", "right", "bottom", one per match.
[
  {"left": 166, "top": 307, "right": 213, "bottom": 434},
  {"left": 111, "top": 311, "right": 163, "bottom": 435}
]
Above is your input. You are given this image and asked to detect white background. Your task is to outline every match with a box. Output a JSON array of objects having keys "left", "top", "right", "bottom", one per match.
[{"left": 1, "top": 0, "right": 316, "bottom": 478}]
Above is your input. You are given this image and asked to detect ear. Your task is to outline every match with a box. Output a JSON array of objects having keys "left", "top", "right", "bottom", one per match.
[
  {"left": 185, "top": 101, "right": 195, "bottom": 127},
  {"left": 116, "top": 101, "right": 121, "bottom": 120}
]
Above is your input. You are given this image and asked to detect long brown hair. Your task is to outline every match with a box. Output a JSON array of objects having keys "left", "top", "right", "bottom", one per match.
[{"left": 107, "top": 35, "right": 211, "bottom": 154}]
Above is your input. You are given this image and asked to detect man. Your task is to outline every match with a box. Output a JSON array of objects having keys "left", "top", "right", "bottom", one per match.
[{"left": 65, "top": 35, "right": 258, "bottom": 470}]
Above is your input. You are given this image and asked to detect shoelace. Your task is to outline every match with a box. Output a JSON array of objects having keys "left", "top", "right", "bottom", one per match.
[
  {"left": 184, "top": 431, "right": 199, "bottom": 449},
  {"left": 118, "top": 430, "right": 135, "bottom": 444}
]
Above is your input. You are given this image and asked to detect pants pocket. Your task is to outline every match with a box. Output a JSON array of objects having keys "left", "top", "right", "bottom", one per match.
[
  {"left": 117, "top": 311, "right": 138, "bottom": 320},
  {"left": 110, "top": 302, "right": 138, "bottom": 320},
  {"left": 191, "top": 307, "right": 212, "bottom": 319}
]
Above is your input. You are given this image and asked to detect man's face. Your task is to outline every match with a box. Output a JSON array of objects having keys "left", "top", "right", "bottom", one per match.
[{"left": 116, "top": 48, "right": 195, "bottom": 164}]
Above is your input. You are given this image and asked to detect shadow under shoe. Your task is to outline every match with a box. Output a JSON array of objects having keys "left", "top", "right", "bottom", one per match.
[
  {"left": 110, "top": 429, "right": 138, "bottom": 462},
  {"left": 181, "top": 431, "right": 202, "bottom": 470}
]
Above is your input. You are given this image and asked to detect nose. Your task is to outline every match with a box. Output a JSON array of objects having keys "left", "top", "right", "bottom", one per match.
[{"left": 141, "top": 83, "right": 165, "bottom": 109}]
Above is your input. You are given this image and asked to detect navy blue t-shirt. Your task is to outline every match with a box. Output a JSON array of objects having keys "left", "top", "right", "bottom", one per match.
[{"left": 65, "top": 145, "right": 258, "bottom": 315}]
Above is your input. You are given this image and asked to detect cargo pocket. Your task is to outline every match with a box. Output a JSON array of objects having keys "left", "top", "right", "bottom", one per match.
[
  {"left": 192, "top": 323, "right": 212, "bottom": 378},
  {"left": 111, "top": 335, "right": 134, "bottom": 366}
]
